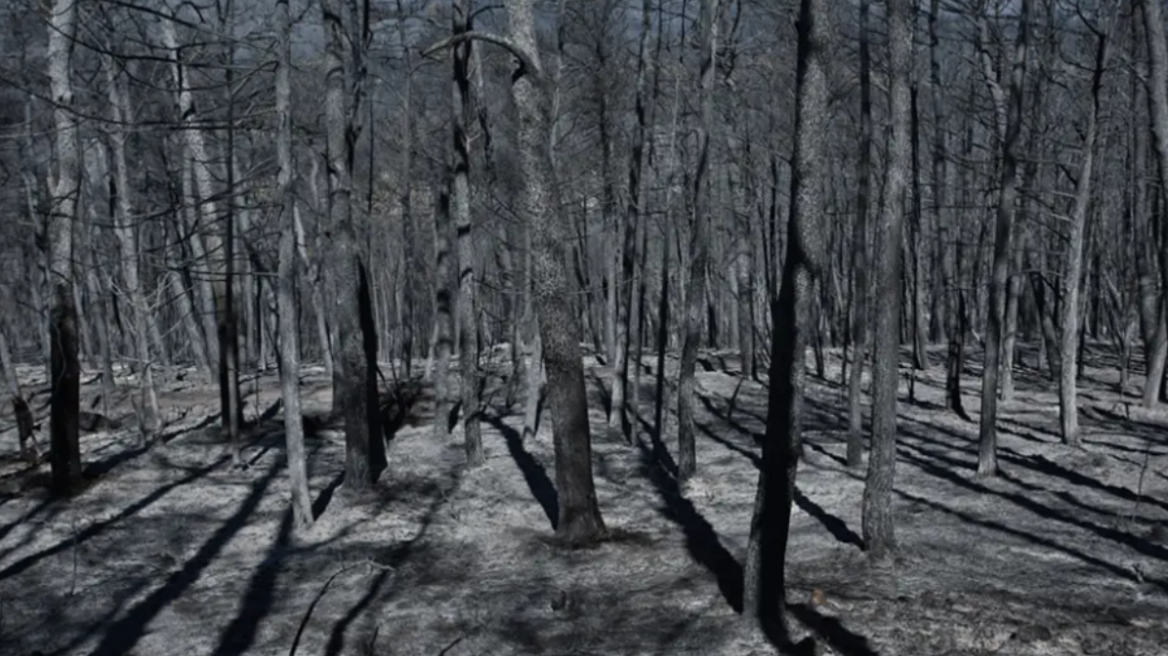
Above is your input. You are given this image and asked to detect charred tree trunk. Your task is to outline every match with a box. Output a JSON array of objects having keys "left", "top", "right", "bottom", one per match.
[
  {"left": 742, "top": 0, "right": 828, "bottom": 641},
  {"left": 322, "top": 0, "right": 385, "bottom": 491},
  {"left": 424, "top": 0, "right": 612, "bottom": 544},
  {"left": 47, "top": 0, "right": 82, "bottom": 494}
]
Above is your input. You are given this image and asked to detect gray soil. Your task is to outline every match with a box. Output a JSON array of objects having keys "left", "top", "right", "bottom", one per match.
[{"left": 1, "top": 344, "right": 1166, "bottom": 655}]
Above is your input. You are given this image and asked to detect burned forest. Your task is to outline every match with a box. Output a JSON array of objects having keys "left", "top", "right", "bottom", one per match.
[{"left": 2, "top": 0, "right": 1168, "bottom": 654}]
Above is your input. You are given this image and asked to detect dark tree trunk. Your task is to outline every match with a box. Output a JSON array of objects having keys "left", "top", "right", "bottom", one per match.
[
  {"left": 742, "top": 0, "right": 829, "bottom": 642},
  {"left": 48, "top": 0, "right": 82, "bottom": 494},
  {"left": 677, "top": 0, "right": 719, "bottom": 482},
  {"left": 322, "top": 0, "right": 385, "bottom": 492}
]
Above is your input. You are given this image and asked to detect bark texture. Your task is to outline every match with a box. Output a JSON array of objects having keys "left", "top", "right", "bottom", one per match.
[
  {"left": 742, "top": 0, "right": 828, "bottom": 638},
  {"left": 322, "top": 0, "right": 385, "bottom": 491},
  {"left": 505, "top": 0, "right": 607, "bottom": 545},
  {"left": 861, "top": 0, "right": 912, "bottom": 561},
  {"left": 453, "top": 0, "right": 483, "bottom": 466}
]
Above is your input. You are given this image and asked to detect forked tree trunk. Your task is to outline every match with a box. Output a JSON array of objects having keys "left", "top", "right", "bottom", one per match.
[
  {"left": 742, "top": 0, "right": 828, "bottom": 639},
  {"left": 322, "top": 0, "right": 385, "bottom": 490},
  {"left": 977, "top": 0, "right": 1029, "bottom": 477}
]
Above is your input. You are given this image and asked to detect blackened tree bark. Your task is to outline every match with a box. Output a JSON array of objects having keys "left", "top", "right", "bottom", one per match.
[
  {"left": 977, "top": 0, "right": 1029, "bottom": 477},
  {"left": 909, "top": 85, "right": 929, "bottom": 373},
  {"left": 452, "top": 0, "right": 483, "bottom": 466},
  {"left": 322, "top": 0, "right": 385, "bottom": 491},
  {"left": 397, "top": 0, "right": 417, "bottom": 379},
  {"left": 861, "top": 0, "right": 912, "bottom": 561},
  {"left": 677, "top": 0, "right": 720, "bottom": 482},
  {"left": 277, "top": 0, "right": 313, "bottom": 529},
  {"left": 742, "top": 0, "right": 828, "bottom": 639},
  {"left": 47, "top": 0, "right": 82, "bottom": 494},
  {"left": 846, "top": 0, "right": 873, "bottom": 469},
  {"left": 425, "top": 0, "right": 608, "bottom": 544}
]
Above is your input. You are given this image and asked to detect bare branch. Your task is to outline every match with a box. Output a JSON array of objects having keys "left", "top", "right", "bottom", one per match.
[{"left": 421, "top": 31, "right": 542, "bottom": 81}]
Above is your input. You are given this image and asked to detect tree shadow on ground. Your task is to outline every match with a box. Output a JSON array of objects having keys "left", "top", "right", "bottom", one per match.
[
  {"left": 896, "top": 425, "right": 1168, "bottom": 590},
  {"left": 158, "top": 410, "right": 221, "bottom": 444},
  {"left": 787, "top": 603, "right": 881, "bottom": 656},
  {"left": 633, "top": 434, "right": 743, "bottom": 612},
  {"left": 899, "top": 415, "right": 1168, "bottom": 516},
  {"left": 88, "top": 458, "right": 283, "bottom": 656},
  {"left": 322, "top": 460, "right": 464, "bottom": 656},
  {"left": 313, "top": 470, "right": 346, "bottom": 519},
  {"left": 894, "top": 483, "right": 1161, "bottom": 591},
  {"left": 0, "top": 454, "right": 231, "bottom": 583},
  {"left": 0, "top": 495, "right": 55, "bottom": 545},
  {"left": 484, "top": 413, "right": 558, "bottom": 529},
  {"left": 211, "top": 507, "right": 295, "bottom": 656},
  {"left": 793, "top": 488, "right": 864, "bottom": 549},
  {"left": 694, "top": 395, "right": 863, "bottom": 550}
]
